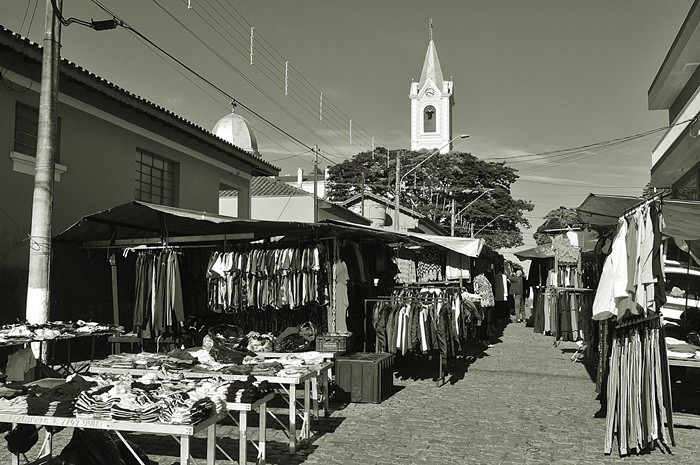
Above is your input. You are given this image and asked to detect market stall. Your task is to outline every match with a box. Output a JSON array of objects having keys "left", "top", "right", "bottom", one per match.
[
  {"left": 0, "top": 373, "right": 263, "bottom": 465},
  {"left": 576, "top": 193, "right": 700, "bottom": 454},
  {"left": 88, "top": 350, "right": 332, "bottom": 453}
]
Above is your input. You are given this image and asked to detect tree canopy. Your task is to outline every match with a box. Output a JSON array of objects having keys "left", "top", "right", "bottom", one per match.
[
  {"left": 327, "top": 148, "right": 534, "bottom": 249},
  {"left": 533, "top": 206, "right": 580, "bottom": 245}
]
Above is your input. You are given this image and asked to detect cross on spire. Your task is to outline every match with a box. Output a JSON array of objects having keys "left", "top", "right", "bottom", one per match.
[
  {"left": 429, "top": 18, "right": 433, "bottom": 41},
  {"left": 230, "top": 99, "right": 237, "bottom": 113}
]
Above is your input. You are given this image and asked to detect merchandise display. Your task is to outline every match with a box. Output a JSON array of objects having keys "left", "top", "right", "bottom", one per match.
[
  {"left": 0, "top": 321, "right": 122, "bottom": 346},
  {"left": 206, "top": 244, "right": 327, "bottom": 312}
]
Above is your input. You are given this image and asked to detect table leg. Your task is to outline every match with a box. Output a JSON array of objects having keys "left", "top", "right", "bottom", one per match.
[
  {"left": 322, "top": 368, "right": 330, "bottom": 416},
  {"left": 180, "top": 434, "right": 190, "bottom": 465},
  {"left": 303, "top": 379, "right": 311, "bottom": 440},
  {"left": 259, "top": 402, "right": 267, "bottom": 465},
  {"left": 239, "top": 411, "right": 248, "bottom": 465},
  {"left": 312, "top": 376, "right": 319, "bottom": 420},
  {"left": 207, "top": 422, "right": 216, "bottom": 465},
  {"left": 288, "top": 383, "right": 296, "bottom": 453}
]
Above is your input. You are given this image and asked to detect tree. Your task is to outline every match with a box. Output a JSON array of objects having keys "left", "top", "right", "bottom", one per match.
[
  {"left": 533, "top": 207, "right": 580, "bottom": 245},
  {"left": 327, "top": 148, "right": 534, "bottom": 249}
]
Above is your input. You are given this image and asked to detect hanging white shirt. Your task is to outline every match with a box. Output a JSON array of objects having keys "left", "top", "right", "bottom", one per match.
[{"left": 592, "top": 218, "right": 629, "bottom": 320}]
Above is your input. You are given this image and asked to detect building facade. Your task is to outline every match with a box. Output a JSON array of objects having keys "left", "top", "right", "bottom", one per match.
[
  {"left": 220, "top": 177, "right": 369, "bottom": 225},
  {"left": 0, "top": 26, "right": 278, "bottom": 321},
  {"left": 648, "top": 0, "right": 700, "bottom": 200}
]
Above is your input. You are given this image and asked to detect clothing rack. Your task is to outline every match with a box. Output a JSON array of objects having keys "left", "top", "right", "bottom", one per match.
[
  {"left": 552, "top": 286, "right": 595, "bottom": 293},
  {"left": 608, "top": 313, "right": 675, "bottom": 450},
  {"left": 364, "top": 288, "right": 465, "bottom": 387}
]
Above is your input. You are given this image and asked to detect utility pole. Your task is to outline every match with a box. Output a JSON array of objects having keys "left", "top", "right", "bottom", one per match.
[
  {"left": 394, "top": 151, "right": 400, "bottom": 230},
  {"left": 313, "top": 145, "right": 319, "bottom": 222},
  {"left": 451, "top": 199, "right": 456, "bottom": 236},
  {"left": 360, "top": 172, "right": 365, "bottom": 217},
  {"left": 26, "top": 0, "right": 62, "bottom": 326}
]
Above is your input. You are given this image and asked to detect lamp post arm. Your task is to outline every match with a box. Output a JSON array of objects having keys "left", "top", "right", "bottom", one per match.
[
  {"left": 456, "top": 188, "right": 492, "bottom": 217},
  {"left": 475, "top": 213, "right": 505, "bottom": 235}
]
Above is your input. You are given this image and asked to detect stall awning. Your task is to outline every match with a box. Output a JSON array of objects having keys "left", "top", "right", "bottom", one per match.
[
  {"left": 576, "top": 194, "right": 700, "bottom": 242},
  {"left": 513, "top": 245, "right": 554, "bottom": 261},
  {"left": 576, "top": 194, "right": 640, "bottom": 226},
  {"left": 54, "top": 201, "right": 448, "bottom": 249},
  {"left": 660, "top": 199, "right": 700, "bottom": 241},
  {"left": 323, "top": 220, "right": 484, "bottom": 258},
  {"left": 53, "top": 201, "right": 320, "bottom": 246}
]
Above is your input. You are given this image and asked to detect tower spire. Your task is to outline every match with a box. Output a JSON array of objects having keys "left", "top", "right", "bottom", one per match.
[{"left": 429, "top": 18, "right": 433, "bottom": 41}]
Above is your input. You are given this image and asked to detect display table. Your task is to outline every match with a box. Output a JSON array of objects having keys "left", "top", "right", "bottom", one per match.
[
  {"left": 0, "top": 411, "right": 224, "bottom": 465},
  {"left": 222, "top": 393, "right": 274, "bottom": 465},
  {"left": 90, "top": 361, "right": 332, "bottom": 453},
  {"left": 667, "top": 357, "right": 700, "bottom": 368},
  {"left": 257, "top": 352, "right": 335, "bottom": 419}
]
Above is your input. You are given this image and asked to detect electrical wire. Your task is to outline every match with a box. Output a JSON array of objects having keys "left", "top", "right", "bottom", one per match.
[
  {"left": 195, "top": 0, "right": 386, "bottom": 150},
  {"left": 484, "top": 119, "right": 692, "bottom": 163},
  {"left": 144, "top": 0, "right": 345, "bottom": 163},
  {"left": 219, "top": 0, "right": 386, "bottom": 148},
  {"left": 133, "top": 33, "right": 309, "bottom": 164},
  {"left": 1, "top": 0, "right": 40, "bottom": 93},
  {"left": 90, "top": 0, "right": 329, "bottom": 162}
]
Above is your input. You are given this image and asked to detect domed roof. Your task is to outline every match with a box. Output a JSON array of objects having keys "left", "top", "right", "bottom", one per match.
[{"left": 212, "top": 105, "right": 258, "bottom": 154}]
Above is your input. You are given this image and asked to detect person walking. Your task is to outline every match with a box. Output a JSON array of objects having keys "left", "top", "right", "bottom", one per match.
[{"left": 510, "top": 270, "right": 528, "bottom": 323}]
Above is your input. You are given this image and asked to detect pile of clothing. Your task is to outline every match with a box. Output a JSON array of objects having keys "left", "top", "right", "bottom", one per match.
[{"left": 226, "top": 375, "right": 271, "bottom": 404}]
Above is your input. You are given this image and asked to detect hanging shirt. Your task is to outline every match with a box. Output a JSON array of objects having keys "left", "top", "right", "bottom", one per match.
[
  {"left": 473, "top": 274, "right": 495, "bottom": 307},
  {"left": 592, "top": 219, "right": 629, "bottom": 320}
]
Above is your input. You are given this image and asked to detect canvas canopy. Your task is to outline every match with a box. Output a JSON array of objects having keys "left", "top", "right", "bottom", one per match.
[
  {"left": 576, "top": 194, "right": 640, "bottom": 226},
  {"left": 576, "top": 194, "right": 700, "bottom": 240},
  {"left": 514, "top": 244, "right": 554, "bottom": 261},
  {"left": 322, "top": 220, "right": 485, "bottom": 258},
  {"left": 53, "top": 201, "right": 484, "bottom": 258}
]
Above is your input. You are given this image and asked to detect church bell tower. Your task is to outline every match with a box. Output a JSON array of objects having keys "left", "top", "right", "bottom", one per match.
[{"left": 410, "top": 23, "right": 454, "bottom": 153}]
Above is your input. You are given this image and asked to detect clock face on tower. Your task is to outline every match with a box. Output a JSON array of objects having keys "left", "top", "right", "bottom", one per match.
[{"left": 425, "top": 87, "right": 435, "bottom": 97}]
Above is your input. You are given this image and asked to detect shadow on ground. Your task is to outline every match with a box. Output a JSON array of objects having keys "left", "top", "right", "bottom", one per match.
[{"left": 124, "top": 411, "right": 346, "bottom": 465}]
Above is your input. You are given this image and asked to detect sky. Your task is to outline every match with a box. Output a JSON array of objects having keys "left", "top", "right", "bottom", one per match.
[{"left": 3, "top": 0, "right": 695, "bottom": 254}]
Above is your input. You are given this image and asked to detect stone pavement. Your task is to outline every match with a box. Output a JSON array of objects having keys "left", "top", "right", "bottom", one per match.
[{"left": 2, "top": 321, "right": 699, "bottom": 464}]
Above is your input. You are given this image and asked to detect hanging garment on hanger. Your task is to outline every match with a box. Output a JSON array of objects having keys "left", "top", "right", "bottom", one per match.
[{"left": 593, "top": 219, "right": 629, "bottom": 321}]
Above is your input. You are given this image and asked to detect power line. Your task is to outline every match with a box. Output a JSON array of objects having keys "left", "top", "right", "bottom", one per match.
[
  {"left": 90, "top": 0, "right": 329, "bottom": 162},
  {"left": 145, "top": 0, "right": 346, "bottom": 163},
  {"left": 483, "top": 119, "right": 692, "bottom": 163},
  {"left": 214, "top": 0, "right": 387, "bottom": 149}
]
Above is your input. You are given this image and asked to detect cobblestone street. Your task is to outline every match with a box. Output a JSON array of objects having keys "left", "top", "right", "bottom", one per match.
[{"left": 2, "top": 321, "right": 698, "bottom": 464}]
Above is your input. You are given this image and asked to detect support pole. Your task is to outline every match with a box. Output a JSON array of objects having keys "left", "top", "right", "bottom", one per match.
[
  {"left": 26, "top": 0, "right": 62, "bottom": 327},
  {"left": 451, "top": 198, "right": 455, "bottom": 236},
  {"left": 394, "top": 152, "right": 400, "bottom": 230},
  {"left": 313, "top": 145, "right": 319, "bottom": 223}
]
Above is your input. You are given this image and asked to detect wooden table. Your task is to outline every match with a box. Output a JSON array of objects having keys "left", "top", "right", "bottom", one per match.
[
  {"left": 0, "top": 411, "right": 224, "bottom": 465},
  {"left": 667, "top": 357, "right": 700, "bottom": 368},
  {"left": 90, "top": 361, "right": 333, "bottom": 453},
  {"left": 222, "top": 393, "right": 274, "bottom": 465}
]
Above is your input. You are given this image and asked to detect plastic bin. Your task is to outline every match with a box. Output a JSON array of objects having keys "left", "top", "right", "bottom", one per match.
[{"left": 336, "top": 352, "right": 394, "bottom": 403}]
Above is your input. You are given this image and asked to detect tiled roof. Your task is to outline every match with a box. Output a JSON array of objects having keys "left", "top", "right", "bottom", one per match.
[
  {"left": 0, "top": 25, "right": 279, "bottom": 176},
  {"left": 220, "top": 177, "right": 311, "bottom": 197}
]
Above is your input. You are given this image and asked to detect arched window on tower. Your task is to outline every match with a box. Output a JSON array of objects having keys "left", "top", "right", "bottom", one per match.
[{"left": 423, "top": 105, "right": 436, "bottom": 133}]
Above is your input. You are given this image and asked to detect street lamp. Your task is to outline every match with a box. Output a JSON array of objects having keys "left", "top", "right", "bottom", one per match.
[
  {"left": 451, "top": 188, "right": 493, "bottom": 236},
  {"left": 474, "top": 213, "right": 505, "bottom": 236},
  {"left": 394, "top": 134, "right": 469, "bottom": 230}
]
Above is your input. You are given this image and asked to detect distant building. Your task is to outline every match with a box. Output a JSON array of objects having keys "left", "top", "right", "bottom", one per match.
[
  {"left": 409, "top": 28, "right": 454, "bottom": 153},
  {"left": 276, "top": 167, "right": 329, "bottom": 199},
  {"left": 220, "top": 176, "right": 369, "bottom": 225},
  {"left": 340, "top": 191, "right": 448, "bottom": 235},
  {"left": 648, "top": 0, "right": 700, "bottom": 200}
]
